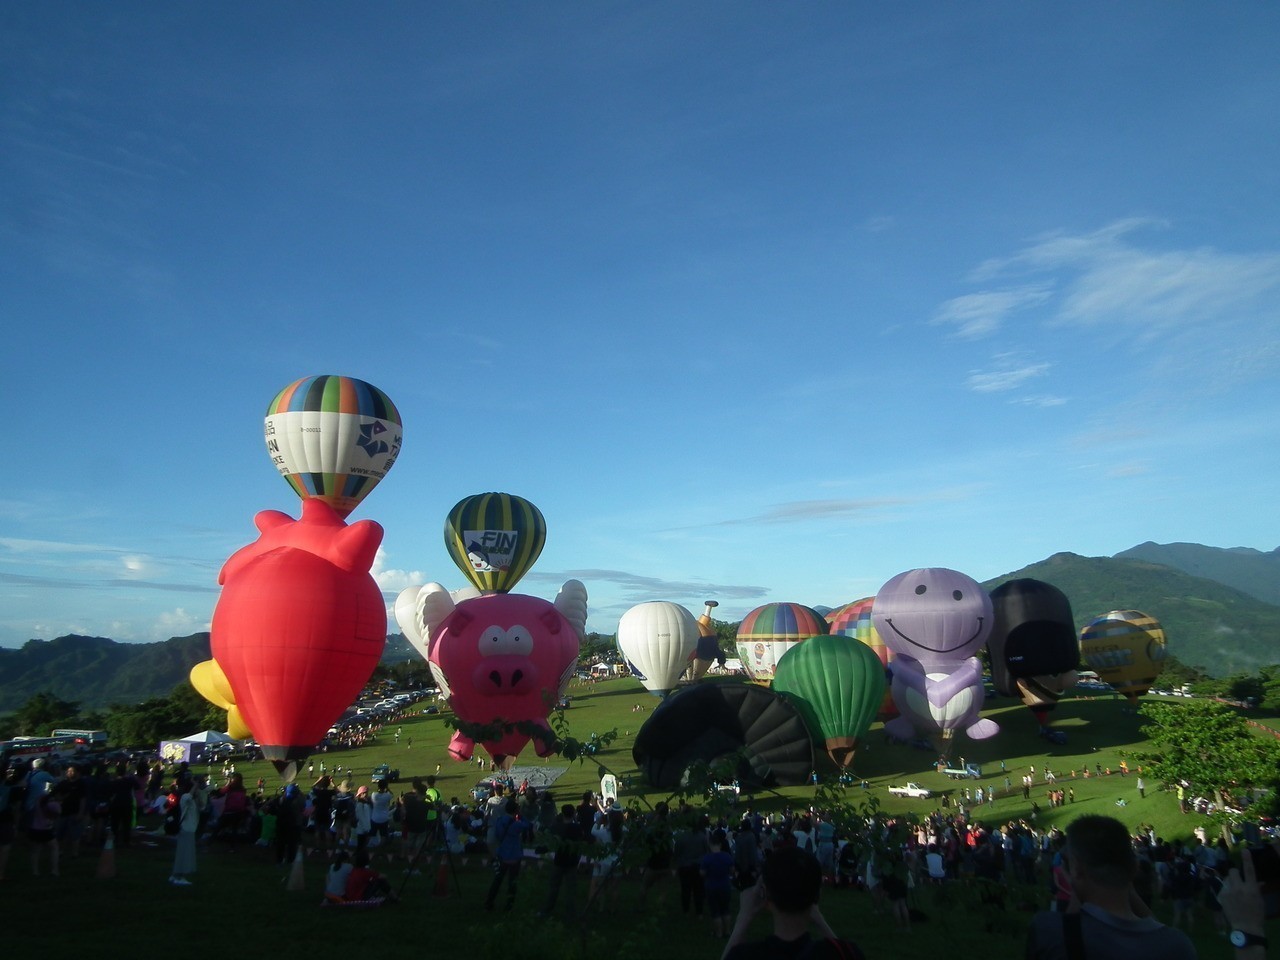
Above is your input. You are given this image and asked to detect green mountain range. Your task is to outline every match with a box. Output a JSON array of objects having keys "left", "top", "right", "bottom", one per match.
[
  {"left": 984, "top": 550, "right": 1280, "bottom": 676},
  {"left": 2, "top": 542, "right": 1277, "bottom": 714}
]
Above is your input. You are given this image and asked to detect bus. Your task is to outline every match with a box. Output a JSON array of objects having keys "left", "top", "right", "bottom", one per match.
[{"left": 0, "top": 730, "right": 106, "bottom": 769}]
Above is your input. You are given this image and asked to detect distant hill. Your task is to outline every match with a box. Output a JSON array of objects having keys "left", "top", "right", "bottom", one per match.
[
  {"left": 0, "top": 633, "right": 213, "bottom": 714},
  {"left": 0, "top": 632, "right": 422, "bottom": 714},
  {"left": 5, "top": 542, "right": 1277, "bottom": 711},
  {"left": 983, "top": 552, "right": 1280, "bottom": 677},
  {"left": 1114, "top": 541, "right": 1280, "bottom": 606}
]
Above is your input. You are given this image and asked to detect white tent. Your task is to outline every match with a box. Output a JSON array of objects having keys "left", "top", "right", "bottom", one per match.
[{"left": 178, "top": 730, "right": 237, "bottom": 744}]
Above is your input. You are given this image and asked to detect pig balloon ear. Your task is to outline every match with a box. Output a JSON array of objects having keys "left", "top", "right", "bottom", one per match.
[
  {"left": 417, "top": 583, "right": 457, "bottom": 640},
  {"left": 253, "top": 509, "right": 296, "bottom": 535},
  {"left": 395, "top": 587, "right": 430, "bottom": 660},
  {"left": 554, "top": 580, "right": 588, "bottom": 642}
]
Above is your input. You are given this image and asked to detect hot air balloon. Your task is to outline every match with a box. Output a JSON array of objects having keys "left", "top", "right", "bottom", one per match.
[
  {"left": 263, "top": 375, "right": 402, "bottom": 519},
  {"left": 826, "top": 597, "right": 897, "bottom": 720},
  {"left": 690, "top": 600, "right": 721, "bottom": 681},
  {"left": 872, "top": 568, "right": 998, "bottom": 757},
  {"left": 1079, "top": 610, "right": 1167, "bottom": 708},
  {"left": 617, "top": 601, "right": 700, "bottom": 696},
  {"left": 414, "top": 584, "right": 585, "bottom": 765},
  {"left": 773, "top": 634, "right": 886, "bottom": 769},
  {"left": 189, "top": 659, "right": 253, "bottom": 741},
  {"left": 395, "top": 584, "right": 482, "bottom": 662},
  {"left": 988, "top": 579, "right": 1080, "bottom": 743},
  {"left": 735, "top": 603, "right": 829, "bottom": 686},
  {"left": 632, "top": 682, "right": 814, "bottom": 789},
  {"left": 211, "top": 499, "right": 386, "bottom": 780},
  {"left": 444, "top": 492, "right": 546, "bottom": 594}
]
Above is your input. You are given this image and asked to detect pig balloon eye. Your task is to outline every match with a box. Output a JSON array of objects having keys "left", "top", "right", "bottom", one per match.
[{"left": 478, "top": 624, "right": 534, "bottom": 656}]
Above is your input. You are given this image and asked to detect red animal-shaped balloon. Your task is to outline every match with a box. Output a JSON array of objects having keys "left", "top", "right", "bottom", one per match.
[
  {"left": 211, "top": 499, "right": 386, "bottom": 779},
  {"left": 421, "top": 587, "right": 584, "bottom": 764}
]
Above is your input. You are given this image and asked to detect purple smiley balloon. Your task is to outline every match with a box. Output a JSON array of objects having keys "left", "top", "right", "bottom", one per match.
[
  {"left": 872, "top": 567, "right": 993, "bottom": 668},
  {"left": 872, "top": 568, "right": 999, "bottom": 754}
]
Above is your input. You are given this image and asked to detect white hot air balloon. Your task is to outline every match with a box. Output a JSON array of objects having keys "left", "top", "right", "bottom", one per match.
[{"left": 617, "top": 601, "right": 700, "bottom": 696}]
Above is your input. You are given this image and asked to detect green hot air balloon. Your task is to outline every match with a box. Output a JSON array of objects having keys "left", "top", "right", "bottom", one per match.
[
  {"left": 773, "top": 634, "right": 887, "bottom": 770},
  {"left": 444, "top": 492, "right": 547, "bottom": 594}
]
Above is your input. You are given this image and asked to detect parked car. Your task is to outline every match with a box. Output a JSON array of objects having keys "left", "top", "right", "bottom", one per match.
[{"left": 887, "top": 782, "right": 932, "bottom": 799}]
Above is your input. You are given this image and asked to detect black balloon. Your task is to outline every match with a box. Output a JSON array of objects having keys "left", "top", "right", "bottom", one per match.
[
  {"left": 988, "top": 578, "right": 1080, "bottom": 694},
  {"left": 632, "top": 682, "right": 814, "bottom": 790}
]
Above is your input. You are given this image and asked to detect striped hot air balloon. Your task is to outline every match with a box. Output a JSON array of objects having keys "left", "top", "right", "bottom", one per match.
[
  {"left": 1079, "top": 609, "right": 1167, "bottom": 707},
  {"left": 444, "top": 492, "right": 546, "bottom": 594},
  {"left": 774, "top": 634, "right": 887, "bottom": 769},
  {"left": 264, "top": 375, "right": 402, "bottom": 519},
  {"left": 735, "top": 602, "right": 829, "bottom": 686},
  {"left": 827, "top": 597, "right": 898, "bottom": 720}
]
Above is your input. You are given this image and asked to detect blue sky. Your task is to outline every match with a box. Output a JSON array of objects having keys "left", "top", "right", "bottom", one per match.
[{"left": 3, "top": 3, "right": 1279, "bottom": 649}]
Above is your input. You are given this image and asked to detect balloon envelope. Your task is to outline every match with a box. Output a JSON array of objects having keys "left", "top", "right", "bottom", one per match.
[
  {"left": 632, "top": 682, "right": 814, "bottom": 789},
  {"left": 988, "top": 578, "right": 1080, "bottom": 720},
  {"left": 826, "top": 597, "right": 897, "bottom": 720},
  {"left": 211, "top": 500, "right": 386, "bottom": 779},
  {"left": 1079, "top": 609, "right": 1167, "bottom": 704},
  {"left": 735, "top": 603, "right": 829, "bottom": 685},
  {"left": 264, "top": 375, "right": 402, "bottom": 519},
  {"left": 773, "top": 634, "right": 886, "bottom": 769},
  {"left": 444, "top": 492, "right": 546, "bottom": 594},
  {"left": 617, "top": 601, "right": 700, "bottom": 696}
]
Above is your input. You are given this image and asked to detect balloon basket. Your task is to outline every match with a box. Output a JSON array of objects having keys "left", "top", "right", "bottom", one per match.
[{"left": 97, "top": 828, "right": 116, "bottom": 880}]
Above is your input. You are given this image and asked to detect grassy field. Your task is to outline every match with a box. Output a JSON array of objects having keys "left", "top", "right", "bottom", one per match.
[{"left": 6, "top": 678, "right": 1276, "bottom": 958}]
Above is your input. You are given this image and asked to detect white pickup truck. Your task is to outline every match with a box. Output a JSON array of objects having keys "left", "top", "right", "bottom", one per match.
[{"left": 887, "top": 782, "right": 932, "bottom": 799}]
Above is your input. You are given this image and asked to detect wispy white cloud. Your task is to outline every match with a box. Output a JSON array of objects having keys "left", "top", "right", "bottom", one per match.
[
  {"left": 972, "top": 220, "right": 1280, "bottom": 337},
  {"left": 933, "top": 286, "right": 1052, "bottom": 338},
  {"left": 527, "top": 567, "right": 768, "bottom": 601},
  {"left": 966, "top": 360, "right": 1051, "bottom": 393},
  {"left": 1012, "top": 394, "right": 1067, "bottom": 408},
  {"left": 688, "top": 487, "right": 982, "bottom": 528},
  {"left": 946, "top": 219, "right": 1280, "bottom": 398}
]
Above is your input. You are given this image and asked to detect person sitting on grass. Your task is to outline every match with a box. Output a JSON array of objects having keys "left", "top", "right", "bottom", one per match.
[
  {"left": 344, "top": 849, "right": 395, "bottom": 903},
  {"left": 721, "top": 846, "right": 864, "bottom": 960},
  {"left": 324, "top": 850, "right": 354, "bottom": 904}
]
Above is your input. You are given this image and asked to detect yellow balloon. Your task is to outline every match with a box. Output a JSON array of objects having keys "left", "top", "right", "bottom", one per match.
[
  {"left": 227, "top": 705, "right": 253, "bottom": 741},
  {"left": 191, "top": 659, "right": 254, "bottom": 740},
  {"left": 190, "top": 659, "right": 236, "bottom": 710},
  {"left": 1079, "top": 610, "right": 1167, "bottom": 704}
]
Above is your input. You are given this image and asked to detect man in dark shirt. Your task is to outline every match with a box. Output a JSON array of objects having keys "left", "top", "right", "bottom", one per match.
[
  {"left": 538, "top": 804, "right": 585, "bottom": 919},
  {"left": 722, "top": 846, "right": 863, "bottom": 960}
]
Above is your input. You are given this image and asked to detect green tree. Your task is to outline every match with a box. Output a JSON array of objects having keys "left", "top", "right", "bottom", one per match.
[
  {"left": 1136, "top": 699, "right": 1280, "bottom": 837},
  {"left": 6, "top": 691, "right": 83, "bottom": 737},
  {"left": 103, "top": 682, "right": 220, "bottom": 749}
]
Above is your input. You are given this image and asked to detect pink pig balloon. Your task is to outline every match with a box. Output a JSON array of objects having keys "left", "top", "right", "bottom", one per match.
[{"left": 428, "top": 593, "right": 580, "bottom": 765}]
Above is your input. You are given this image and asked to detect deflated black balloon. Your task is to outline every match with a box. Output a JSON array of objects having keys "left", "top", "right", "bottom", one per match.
[
  {"left": 988, "top": 578, "right": 1080, "bottom": 694},
  {"left": 632, "top": 681, "right": 814, "bottom": 790}
]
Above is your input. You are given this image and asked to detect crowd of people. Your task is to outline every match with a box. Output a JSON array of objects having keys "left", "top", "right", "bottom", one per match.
[{"left": 1, "top": 749, "right": 1274, "bottom": 958}]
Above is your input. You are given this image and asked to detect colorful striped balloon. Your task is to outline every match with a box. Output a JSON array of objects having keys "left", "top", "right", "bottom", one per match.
[
  {"left": 1079, "top": 609, "right": 1167, "bottom": 706},
  {"left": 263, "top": 375, "right": 402, "bottom": 518},
  {"left": 735, "top": 602, "right": 829, "bottom": 686},
  {"left": 827, "top": 597, "right": 898, "bottom": 720},
  {"left": 444, "top": 492, "right": 547, "bottom": 594}
]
